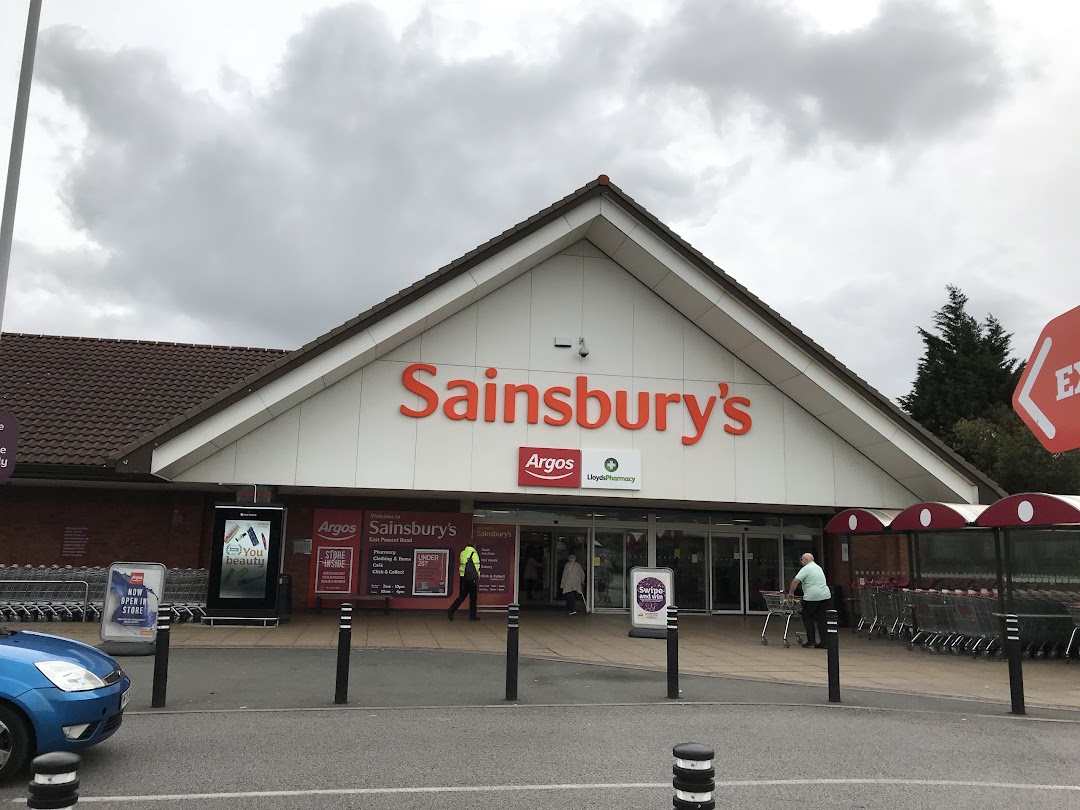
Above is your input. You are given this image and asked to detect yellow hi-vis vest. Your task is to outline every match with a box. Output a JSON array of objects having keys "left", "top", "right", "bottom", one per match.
[{"left": 458, "top": 546, "right": 480, "bottom": 577}]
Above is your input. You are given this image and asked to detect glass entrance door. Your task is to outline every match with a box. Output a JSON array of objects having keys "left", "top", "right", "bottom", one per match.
[
  {"left": 744, "top": 534, "right": 782, "bottom": 612},
  {"left": 593, "top": 529, "right": 647, "bottom": 611},
  {"left": 519, "top": 526, "right": 589, "bottom": 607},
  {"left": 710, "top": 535, "right": 742, "bottom": 612}
]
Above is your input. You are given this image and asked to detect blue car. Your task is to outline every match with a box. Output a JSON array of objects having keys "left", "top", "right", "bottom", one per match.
[{"left": 0, "top": 626, "right": 130, "bottom": 780}]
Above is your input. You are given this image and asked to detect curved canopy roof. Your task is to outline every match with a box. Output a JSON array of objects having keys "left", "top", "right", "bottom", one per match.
[
  {"left": 825, "top": 508, "right": 899, "bottom": 534},
  {"left": 977, "top": 493, "right": 1080, "bottom": 528},
  {"left": 891, "top": 502, "right": 987, "bottom": 531}
]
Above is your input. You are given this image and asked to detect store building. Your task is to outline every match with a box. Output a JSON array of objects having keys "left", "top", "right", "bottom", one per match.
[{"left": 0, "top": 176, "right": 1004, "bottom": 615}]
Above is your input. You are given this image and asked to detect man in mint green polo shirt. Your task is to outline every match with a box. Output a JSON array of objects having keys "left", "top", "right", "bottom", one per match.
[{"left": 788, "top": 553, "right": 831, "bottom": 649}]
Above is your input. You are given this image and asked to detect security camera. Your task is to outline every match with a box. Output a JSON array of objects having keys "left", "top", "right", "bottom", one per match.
[{"left": 578, "top": 338, "right": 589, "bottom": 358}]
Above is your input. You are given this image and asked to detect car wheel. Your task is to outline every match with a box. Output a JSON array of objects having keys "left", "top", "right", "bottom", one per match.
[{"left": 0, "top": 703, "right": 32, "bottom": 782}]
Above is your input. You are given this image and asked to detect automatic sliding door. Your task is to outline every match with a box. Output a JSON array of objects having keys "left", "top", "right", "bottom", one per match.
[
  {"left": 744, "top": 534, "right": 781, "bottom": 612},
  {"left": 594, "top": 529, "right": 646, "bottom": 610},
  {"left": 656, "top": 530, "right": 707, "bottom": 611},
  {"left": 710, "top": 535, "right": 742, "bottom": 612}
]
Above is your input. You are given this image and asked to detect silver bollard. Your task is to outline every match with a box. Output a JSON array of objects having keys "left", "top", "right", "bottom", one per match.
[{"left": 672, "top": 742, "right": 715, "bottom": 809}]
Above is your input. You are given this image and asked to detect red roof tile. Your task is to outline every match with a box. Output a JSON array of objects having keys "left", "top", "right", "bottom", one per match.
[{"left": 0, "top": 333, "right": 286, "bottom": 467}]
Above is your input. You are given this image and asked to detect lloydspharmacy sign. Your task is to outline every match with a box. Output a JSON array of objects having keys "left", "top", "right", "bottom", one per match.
[{"left": 399, "top": 364, "right": 752, "bottom": 444}]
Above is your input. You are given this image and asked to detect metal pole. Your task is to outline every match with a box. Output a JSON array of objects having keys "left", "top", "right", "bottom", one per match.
[
  {"left": 27, "top": 751, "right": 80, "bottom": 809},
  {"left": 826, "top": 608, "right": 841, "bottom": 703},
  {"left": 334, "top": 603, "right": 352, "bottom": 705},
  {"left": 1005, "top": 613, "right": 1025, "bottom": 715},
  {"left": 505, "top": 602, "right": 519, "bottom": 701},
  {"left": 666, "top": 605, "right": 680, "bottom": 699},
  {"left": 0, "top": 0, "right": 43, "bottom": 335},
  {"left": 151, "top": 605, "right": 172, "bottom": 708},
  {"left": 672, "top": 742, "right": 714, "bottom": 810}
]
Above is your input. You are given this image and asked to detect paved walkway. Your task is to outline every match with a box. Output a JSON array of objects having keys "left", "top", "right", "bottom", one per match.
[{"left": 35, "top": 611, "right": 1080, "bottom": 710}]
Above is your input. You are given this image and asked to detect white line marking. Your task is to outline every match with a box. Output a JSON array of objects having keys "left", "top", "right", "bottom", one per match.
[{"left": 12, "top": 778, "right": 1080, "bottom": 804}]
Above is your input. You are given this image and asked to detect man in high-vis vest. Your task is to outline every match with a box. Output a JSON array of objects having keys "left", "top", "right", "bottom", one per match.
[{"left": 447, "top": 542, "right": 481, "bottom": 621}]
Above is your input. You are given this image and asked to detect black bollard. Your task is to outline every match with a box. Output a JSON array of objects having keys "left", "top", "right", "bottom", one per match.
[
  {"left": 667, "top": 605, "right": 680, "bottom": 699},
  {"left": 1005, "top": 614, "right": 1025, "bottom": 715},
  {"left": 27, "top": 751, "right": 81, "bottom": 809},
  {"left": 672, "top": 742, "right": 715, "bottom": 810},
  {"left": 334, "top": 603, "right": 353, "bottom": 705},
  {"left": 826, "top": 609, "right": 840, "bottom": 703},
  {"left": 505, "top": 602, "right": 519, "bottom": 701},
  {"left": 151, "top": 604, "right": 171, "bottom": 709}
]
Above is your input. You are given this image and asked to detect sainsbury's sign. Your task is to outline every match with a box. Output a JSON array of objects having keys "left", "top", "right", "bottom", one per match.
[{"left": 399, "top": 364, "right": 751, "bottom": 444}]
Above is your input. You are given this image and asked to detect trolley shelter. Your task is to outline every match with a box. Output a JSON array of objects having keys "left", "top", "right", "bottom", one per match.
[{"left": 826, "top": 494, "right": 1080, "bottom": 659}]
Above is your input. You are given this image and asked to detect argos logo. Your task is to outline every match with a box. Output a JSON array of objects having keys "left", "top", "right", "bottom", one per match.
[
  {"left": 518, "top": 447, "right": 581, "bottom": 488},
  {"left": 316, "top": 520, "right": 360, "bottom": 541}
]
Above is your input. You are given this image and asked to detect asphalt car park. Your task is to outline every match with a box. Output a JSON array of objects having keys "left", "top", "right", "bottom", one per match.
[{"left": 0, "top": 647, "right": 1078, "bottom": 809}]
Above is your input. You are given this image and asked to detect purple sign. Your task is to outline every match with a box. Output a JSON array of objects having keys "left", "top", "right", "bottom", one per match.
[
  {"left": 0, "top": 410, "right": 18, "bottom": 483},
  {"left": 636, "top": 576, "right": 667, "bottom": 613}
]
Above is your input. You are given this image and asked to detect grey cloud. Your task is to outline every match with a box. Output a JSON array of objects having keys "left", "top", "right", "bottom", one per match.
[
  {"left": 644, "top": 0, "right": 1007, "bottom": 145},
  {"left": 13, "top": 0, "right": 1012, "bottom": 355}
]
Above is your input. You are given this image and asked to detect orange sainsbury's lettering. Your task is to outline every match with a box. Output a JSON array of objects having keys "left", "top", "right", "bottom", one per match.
[{"left": 398, "top": 365, "right": 752, "bottom": 439}]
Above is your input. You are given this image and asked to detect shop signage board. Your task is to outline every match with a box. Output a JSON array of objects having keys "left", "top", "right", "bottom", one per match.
[
  {"left": 359, "top": 510, "right": 472, "bottom": 608},
  {"left": 100, "top": 562, "right": 166, "bottom": 643},
  {"left": 308, "top": 509, "right": 363, "bottom": 607},
  {"left": 472, "top": 523, "right": 517, "bottom": 607},
  {"left": 1014, "top": 304, "right": 1080, "bottom": 452},
  {"left": 517, "top": 447, "right": 641, "bottom": 490},
  {"left": 206, "top": 504, "right": 286, "bottom": 620},
  {"left": 628, "top": 566, "right": 674, "bottom": 639},
  {"left": 0, "top": 410, "right": 17, "bottom": 482},
  {"left": 580, "top": 449, "right": 640, "bottom": 490}
]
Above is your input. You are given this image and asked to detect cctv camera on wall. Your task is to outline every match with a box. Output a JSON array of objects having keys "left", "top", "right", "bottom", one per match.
[{"left": 578, "top": 338, "right": 589, "bottom": 358}]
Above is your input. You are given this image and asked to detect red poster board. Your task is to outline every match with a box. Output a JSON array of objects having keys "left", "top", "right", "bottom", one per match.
[
  {"left": 308, "top": 509, "right": 363, "bottom": 608},
  {"left": 360, "top": 510, "right": 472, "bottom": 609}
]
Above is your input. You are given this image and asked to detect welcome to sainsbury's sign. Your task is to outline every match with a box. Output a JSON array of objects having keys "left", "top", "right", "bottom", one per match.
[{"left": 398, "top": 363, "right": 751, "bottom": 444}]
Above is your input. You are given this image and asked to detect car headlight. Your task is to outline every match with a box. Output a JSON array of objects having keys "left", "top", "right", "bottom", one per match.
[{"left": 35, "top": 661, "right": 107, "bottom": 692}]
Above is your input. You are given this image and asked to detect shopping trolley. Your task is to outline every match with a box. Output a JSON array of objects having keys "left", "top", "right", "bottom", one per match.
[
  {"left": 1065, "top": 604, "right": 1080, "bottom": 662},
  {"left": 760, "top": 591, "right": 803, "bottom": 648}
]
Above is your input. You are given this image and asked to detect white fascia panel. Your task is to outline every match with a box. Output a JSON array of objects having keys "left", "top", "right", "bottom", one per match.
[
  {"left": 151, "top": 394, "right": 271, "bottom": 477},
  {"left": 817, "top": 407, "right": 894, "bottom": 449},
  {"left": 898, "top": 473, "right": 972, "bottom": 504},
  {"left": 598, "top": 198, "right": 641, "bottom": 238},
  {"left": 562, "top": 198, "right": 602, "bottom": 231},
  {"left": 469, "top": 217, "right": 575, "bottom": 299},
  {"left": 422, "top": 271, "right": 480, "bottom": 329},
  {"left": 653, "top": 272, "right": 718, "bottom": 323},
  {"left": 882, "top": 476, "right": 920, "bottom": 509},
  {"left": 153, "top": 440, "right": 220, "bottom": 481},
  {"left": 172, "top": 443, "right": 237, "bottom": 484},
  {"left": 736, "top": 340, "right": 807, "bottom": 385},
  {"left": 694, "top": 305, "right": 757, "bottom": 354},
  {"left": 585, "top": 215, "right": 630, "bottom": 256},
  {"left": 316, "top": 331, "right": 380, "bottom": 388},
  {"left": 366, "top": 299, "right": 429, "bottom": 355},
  {"left": 776, "top": 367, "right": 845, "bottom": 417}
]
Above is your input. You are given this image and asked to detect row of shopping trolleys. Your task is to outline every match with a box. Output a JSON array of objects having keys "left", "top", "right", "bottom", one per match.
[
  {"left": 855, "top": 586, "right": 1080, "bottom": 660},
  {"left": 0, "top": 565, "right": 210, "bottom": 624}
]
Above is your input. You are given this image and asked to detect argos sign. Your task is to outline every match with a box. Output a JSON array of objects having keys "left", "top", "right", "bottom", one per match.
[
  {"left": 400, "top": 364, "right": 751, "bottom": 444},
  {"left": 519, "top": 447, "right": 580, "bottom": 487}
]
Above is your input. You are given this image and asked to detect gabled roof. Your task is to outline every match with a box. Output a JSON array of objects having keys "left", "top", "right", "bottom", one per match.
[
  {"left": 0, "top": 333, "right": 285, "bottom": 466},
  {"left": 111, "top": 176, "right": 1005, "bottom": 503}
]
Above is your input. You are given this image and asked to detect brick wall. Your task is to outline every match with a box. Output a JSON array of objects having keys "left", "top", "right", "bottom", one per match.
[{"left": 0, "top": 486, "right": 207, "bottom": 569}]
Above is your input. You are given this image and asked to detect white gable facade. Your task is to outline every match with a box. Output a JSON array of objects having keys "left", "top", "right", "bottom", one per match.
[{"left": 133, "top": 184, "right": 993, "bottom": 615}]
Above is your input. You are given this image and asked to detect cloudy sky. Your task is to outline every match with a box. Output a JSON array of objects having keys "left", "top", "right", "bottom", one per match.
[{"left": 1, "top": 0, "right": 1078, "bottom": 401}]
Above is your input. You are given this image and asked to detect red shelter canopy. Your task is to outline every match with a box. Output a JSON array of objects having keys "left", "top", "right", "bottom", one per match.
[
  {"left": 976, "top": 493, "right": 1080, "bottom": 528},
  {"left": 824, "top": 508, "right": 899, "bottom": 534},
  {"left": 890, "top": 502, "right": 986, "bottom": 531}
]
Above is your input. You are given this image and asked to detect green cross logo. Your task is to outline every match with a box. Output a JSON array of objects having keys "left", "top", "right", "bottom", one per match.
[{"left": 604, "top": 457, "right": 619, "bottom": 473}]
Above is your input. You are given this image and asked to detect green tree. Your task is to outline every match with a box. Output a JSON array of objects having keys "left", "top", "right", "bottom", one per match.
[
  {"left": 901, "top": 286, "right": 1080, "bottom": 494},
  {"left": 899, "top": 286, "right": 1020, "bottom": 436},
  {"left": 951, "top": 405, "right": 1080, "bottom": 494}
]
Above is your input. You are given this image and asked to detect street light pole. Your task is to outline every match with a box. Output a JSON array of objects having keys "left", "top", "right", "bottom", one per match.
[{"left": 0, "top": 0, "right": 44, "bottom": 337}]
